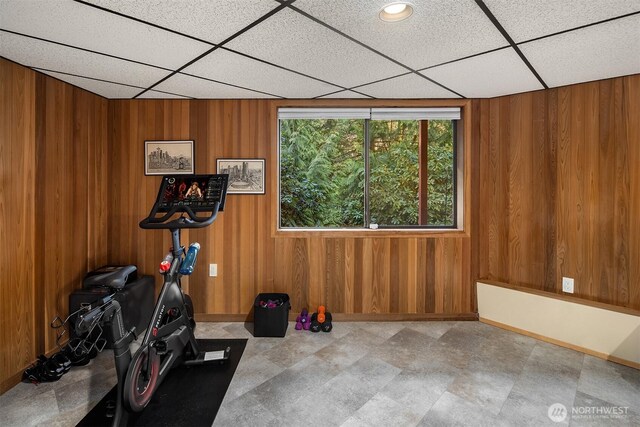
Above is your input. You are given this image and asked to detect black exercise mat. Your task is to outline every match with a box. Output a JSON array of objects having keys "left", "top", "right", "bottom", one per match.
[{"left": 77, "top": 339, "right": 247, "bottom": 427}]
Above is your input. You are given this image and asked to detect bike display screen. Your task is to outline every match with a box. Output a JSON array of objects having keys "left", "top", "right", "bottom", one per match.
[{"left": 157, "top": 175, "right": 228, "bottom": 212}]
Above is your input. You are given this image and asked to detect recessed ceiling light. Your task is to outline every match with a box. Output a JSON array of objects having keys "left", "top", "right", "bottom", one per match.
[
  {"left": 384, "top": 3, "right": 407, "bottom": 14},
  {"left": 379, "top": 2, "right": 414, "bottom": 22}
]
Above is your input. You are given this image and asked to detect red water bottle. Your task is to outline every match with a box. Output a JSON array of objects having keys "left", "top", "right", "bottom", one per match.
[{"left": 159, "top": 250, "right": 173, "bottom": 274}]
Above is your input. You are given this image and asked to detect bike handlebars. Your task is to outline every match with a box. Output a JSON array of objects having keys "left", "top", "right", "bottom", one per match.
[
  {"left": 139, "top": 201, "right": 221, "bottom": 230},
  {"left": 139, "top": 175, "right": 227, "bottom": 231}
]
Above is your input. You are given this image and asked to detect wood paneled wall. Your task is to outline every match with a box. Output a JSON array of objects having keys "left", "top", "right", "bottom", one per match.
[
  {"left": 0, "top": 59, "right": 36, "bottom": 393},
  {"left": 478, "top": 75, "right": 640, "bottom": 310},
  {"left": 35, "top": 74, "right": 109, "bottom": 351},
  {"left": 273, "top": 237, "right": 474, "bottom": 315},
  {"left": 3, "top": 53, "right": 636, "bottom": 392},
  {"left": 0, "top": 58, "right": 108, "bottom": 392},
  {"left": 107, "top": 100, "right": 477, "bottom": 318}
]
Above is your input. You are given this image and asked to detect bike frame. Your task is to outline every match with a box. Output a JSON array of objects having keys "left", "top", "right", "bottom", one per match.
[
  {"left": 78, "top": 175, "right": 228, "bottom": 426},
  {"left": 81, "top": 228, "right": 203, "bottom": 425},
  {"left": 138, "top": 227, "right": 199, "bottom": 382}
]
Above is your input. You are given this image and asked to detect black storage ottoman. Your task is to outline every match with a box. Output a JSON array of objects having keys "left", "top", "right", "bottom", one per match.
[
  {"left": 253, "top": 293, "right": 290, "bottom": 337},
  {"left": 69, "top": 275, "right": 155, "bottom": 347}
]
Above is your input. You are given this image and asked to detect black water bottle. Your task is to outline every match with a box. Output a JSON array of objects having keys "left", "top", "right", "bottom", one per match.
[{"left": 179, "top": 243, "right": 200, "bottom": 275}]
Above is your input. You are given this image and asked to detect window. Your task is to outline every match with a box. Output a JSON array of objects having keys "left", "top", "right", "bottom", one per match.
[{"left": 278, "top": 108, "right": 461, "bottom": 230}]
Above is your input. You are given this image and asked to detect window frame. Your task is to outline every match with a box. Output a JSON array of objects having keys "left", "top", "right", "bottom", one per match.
[{"left": 272, "top": 101, "right": 470, "bottom": 238}]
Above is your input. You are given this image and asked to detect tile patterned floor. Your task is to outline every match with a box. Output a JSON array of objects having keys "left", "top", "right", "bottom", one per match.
[{"left": 1, "top": 321, "right": 638, "bottom": 426}]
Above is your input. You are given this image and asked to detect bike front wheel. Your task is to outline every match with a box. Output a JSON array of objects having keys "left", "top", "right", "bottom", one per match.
[{"left": 123, "top": 345, "right": 160, "bottom": 412}]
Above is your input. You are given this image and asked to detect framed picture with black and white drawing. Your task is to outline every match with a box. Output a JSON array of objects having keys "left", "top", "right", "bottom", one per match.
[
  {"left": 145, "top": 140, "right": 194, "bottom": 175},
  {"left": 216, "top": 158, "right": 265, "bottom": 194}
]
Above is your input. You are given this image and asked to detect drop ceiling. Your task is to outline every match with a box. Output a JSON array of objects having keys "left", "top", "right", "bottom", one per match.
[{"left": 1, "top": 0, "right": 638, "bottom": 99}]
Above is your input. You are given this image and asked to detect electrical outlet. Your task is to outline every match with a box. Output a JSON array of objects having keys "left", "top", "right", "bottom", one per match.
[
  {"left": 562, "top": 277, "right": 574, "bottom": 293},
  {"left": 209, "top": 264, "right": 217, "bottom": 277}
]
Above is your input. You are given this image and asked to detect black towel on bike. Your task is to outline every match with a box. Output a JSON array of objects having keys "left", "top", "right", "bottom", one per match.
[{"left": 77, "top": 338, "right": 247, "bottom": 427}]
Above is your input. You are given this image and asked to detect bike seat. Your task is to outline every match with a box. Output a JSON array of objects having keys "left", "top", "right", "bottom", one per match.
[{"left": 83, "top": 265, "right": 137, "bottom": 290}]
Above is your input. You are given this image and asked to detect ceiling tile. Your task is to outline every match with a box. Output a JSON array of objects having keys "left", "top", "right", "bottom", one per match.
[
  {"left": 0, "top": 0, "right": 211, "bottom": 70},
  {"left": 355, "top": 73, "right": 459, "bottom": 99},
  {"left": 484, "top": 0, "right": 640, "bottom": 43},
  {"left": 153, "top": 73, "right": 278, "bottom": 99},
  {"left": 318, "top": 90, "right": 371, "bottom": 99},
  {"left": 294, "top": 0, "right": 507, "bottom": 70},
  {"left": 421, "top": 48, "right": 543, "bottom": 97},
  {"left": 138, "top": 90, "right": 191, "bottom": 100},
  {"left": 183, "top": 48, "right": 341, "bottom": 98},
  {"left": 84, "top": 0, "right": 278, "bottom": 44},
  {"left": 35, "top": 69, "right": 140, "bottom": 99},
  {"left": 0, "top": 32, "right": 171, "bottom": 88},
  {"left": 224, "top": 8, "right": 407, "bottom": 88},
  {"left": 2, "top": 0, "right": 636, "bottom": 100},
  {"left": 519, "top": 15, "right": 640, "bottom": 88}
]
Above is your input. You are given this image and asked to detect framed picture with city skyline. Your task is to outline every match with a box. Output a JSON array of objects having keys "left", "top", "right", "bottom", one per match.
[
  {"left": 145, "top": 140, "right": 194, "bottom": 175},
  {"left": 216, "top": 158, "right": 265, "bottom": 194}
]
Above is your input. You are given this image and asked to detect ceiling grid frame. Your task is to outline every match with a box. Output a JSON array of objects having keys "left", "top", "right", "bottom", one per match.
[{"left": 0, "top": 0, "right": 637, "bottom": 99}]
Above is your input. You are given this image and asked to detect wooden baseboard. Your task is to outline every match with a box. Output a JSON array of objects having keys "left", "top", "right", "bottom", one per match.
[
  {"left": 0, "top": 345, "right": 64, "bottom": 396},
  {"left": 1, "top": 371, "right": 24, "bottom": 395},
  {"left": 195, "top": 314, "right": 251, "bottom": 322},
  {"left": 195, "top": 312, "right": 478, "bottom": 322},
  {"left": 480, "top": 317, "right": 640, "bottom": 370},
  {"left": 330, "top": 313, "right": 478, "bottom": 321}
]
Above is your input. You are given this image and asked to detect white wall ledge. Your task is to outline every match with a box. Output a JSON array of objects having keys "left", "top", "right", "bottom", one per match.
[{"left": 477, "top": 281, "right": 640, "bottom": 369}]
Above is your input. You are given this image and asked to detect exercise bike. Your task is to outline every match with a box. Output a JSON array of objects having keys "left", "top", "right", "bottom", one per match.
[{"left": 74, "top": 174, "right": 229, "bottom": 426}]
